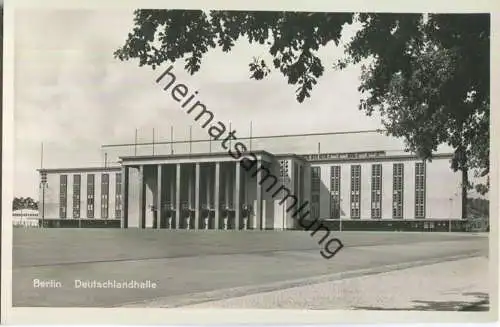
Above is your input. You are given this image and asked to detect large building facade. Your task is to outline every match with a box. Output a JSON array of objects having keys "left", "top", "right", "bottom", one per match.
[{"left": 38, "top": 150, "right": 463, "bottom": 230}]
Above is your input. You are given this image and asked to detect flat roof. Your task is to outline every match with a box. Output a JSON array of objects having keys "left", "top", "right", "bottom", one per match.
[
  {"left": 306, "top": 152, "right": 454, "bottom": 164},
  {"left": 119, "top": 151, "right": 309, "bottom": 163},
  {"left": 37, "top": 152, "right": 454, "bottom": 173},
  {"left": 119, "top": 150, "right": 286, "bottom": 167},
  {"left": 38, "top": 166, "right": 121, "bottom": 174},
  {"left": 119, "top": 150, "right": 275, "bottom": 161},
  {"left": 272, "top": 153, "right": 310, "bottom": 162}
]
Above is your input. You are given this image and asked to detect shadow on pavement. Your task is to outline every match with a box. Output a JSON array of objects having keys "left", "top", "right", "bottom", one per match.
[{"left": 353, "top": 292, "right": 489, "bottom": 311}]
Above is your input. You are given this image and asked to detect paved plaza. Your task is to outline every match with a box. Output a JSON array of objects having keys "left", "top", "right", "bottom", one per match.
[{"left": 12, "top": 229, "right": 489, "bottom": 309}]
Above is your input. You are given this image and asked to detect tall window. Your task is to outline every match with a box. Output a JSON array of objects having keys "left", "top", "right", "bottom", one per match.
[
  {"left": 330, "top": 166, "right": 341, "bottom": 219},
  {"left": 392, "top": 163, "right": 404, "bottom": 218},
  {"left": 415, "top": 162, "right": 426, "bottom": 218},
  {"left": 311, "top": 167, "right": 321, "bottom": 219},
  {"left": 101, "top": 173, "right": 109, "bottom": 219},
  {"left": 350, "top": 165, "right": 361, "bottom": 218},
  {"left": 115, "top": 172, "right": 122, "bottom": 218},
  {"left": 59, "top": 175, "right": 68, "bottom": 218},
  {"left": 371, "top": 164, "right": 382, "bottom": 218},
  {"left": 73, "top": 174, "right": 81, "bottom": 218},
  {"left": 87, "top": 174, "right": 95, "bottom": 218}
]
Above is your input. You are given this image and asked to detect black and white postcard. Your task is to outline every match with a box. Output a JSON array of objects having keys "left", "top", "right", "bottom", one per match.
[{"left": 1, "top": 0, "right": 497, "bottom": 324}]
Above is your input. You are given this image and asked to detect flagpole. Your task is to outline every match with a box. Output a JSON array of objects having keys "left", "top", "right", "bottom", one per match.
[
  {"left": 134, "top": 129, "right": 138, "bottom": 156},
  {"left": 40, "top": 142, "right": 46, "bottom": 228},
  {"left": 189, "top": 126, "right": 192, "bottom": 154},
  {"left": 170, "top": 126, "right": 174, "bottom": 154},
  {"left": 249, "top": 121, "right": 253, "bottom": 152}
]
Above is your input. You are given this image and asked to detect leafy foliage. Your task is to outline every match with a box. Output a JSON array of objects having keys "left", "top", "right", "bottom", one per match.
[
  {"left": 13, "top": 197, "right": 38, "bottom": 211},
  {"left": 114, "top": 10, "right": 352, "bottom": 102},
  {"left": 114, "top": 11, "right": 490, "bottom": 196},
  {"left": 345, "top": 14, "right": 489, "bottom": 187},
  {"left": 467, "top": 197, "right": 489, "bottom": 218}
]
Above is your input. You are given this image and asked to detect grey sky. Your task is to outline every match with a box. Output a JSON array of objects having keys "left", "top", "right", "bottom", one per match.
[{"left": 14, "top": 9, "right": 457, "bottom": 198}]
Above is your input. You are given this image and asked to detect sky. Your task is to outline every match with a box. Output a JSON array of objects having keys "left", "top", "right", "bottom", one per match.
[{"left": 13, "top": 9, "right": 459, "bottom": 199}]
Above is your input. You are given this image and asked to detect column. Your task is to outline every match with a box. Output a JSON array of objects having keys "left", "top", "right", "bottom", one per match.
[
  {"left": 255, "top": 160, "right": 262, "bottom": 230},
  {"left": 214, "top": 162, "right": 220, "bottom": 230},
  {"left": 242, "top": 169, "right": 247, "bottom": 230},
  {"left": 206, "top": 166, "right": 210, "bottom": 206},
  {"left": 195, "top": 163, "right": 200, "bottom": 230},
  {"left": 224, "top": 166, "right": 230, "bottom": 230},
  {"left": 175, "top": 163, "right": 181, "bottom": 229},
  {"left": 169, "top": 166, "right": 175, "bottom": 205},
  {"left": 235, "top": 162, "right": 241, "bottom": 230},
  {"left": 288, "top": 162, "right": 295, "bottom": 230},
  {"left": 157, "top": 164, "right": 162, "bottom": 229},
  {"left": 139, "top": 165, "right": 145, "bottom": 229},
  {"left": 225, "top": 166, "right": 230, "bottom": 207},
  {"left": 205, "top": 166, "right": 211, "bottom": 230},
  {"left": 169, "top": 166, "right": 175, "bottom": 229},
  {"left": 121, "top": 166, "right": 129, "bottom": 228},
  {"left": 187, "top": 164, "right": 193, "bottom": 229},
  {"left": 188, "top": 165, "right": 193, "bottom": 208}
]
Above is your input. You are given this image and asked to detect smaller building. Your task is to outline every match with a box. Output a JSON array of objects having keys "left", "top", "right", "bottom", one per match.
[
  {"left": 38, "top": 166, "right": 122, "bottom": 228},
  {"left": 12, "top": 209, "right": 39, "bottom": 227}
]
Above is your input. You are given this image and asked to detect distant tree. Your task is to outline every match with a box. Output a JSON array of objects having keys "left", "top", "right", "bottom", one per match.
[
  {"left": 114, "top": 11, "right": 490, "bottom": 218},
  {"left": 12, "top": 197, "right": 38, "bottom": 211},
  {"left": 12, "top": 197, "right": 20, "bottom": 210},
  {"left": 467, "top": 198, "right": 489, "bottom": 218}
]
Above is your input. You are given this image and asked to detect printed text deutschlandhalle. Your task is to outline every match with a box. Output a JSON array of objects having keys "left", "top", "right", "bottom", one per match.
[{"left": 74, "top": 279, "right": 157, "bottom": 289}]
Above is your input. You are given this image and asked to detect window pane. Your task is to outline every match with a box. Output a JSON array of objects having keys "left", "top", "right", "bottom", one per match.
[
  {"left": 87, "top": 174, "right": 95, "bottom": 218},
  {"left": 59, "top": 175, "right": 68, "bottom": 218},
  {"left": 414, "top": 162, "right": 426, "bottom": 218},
  {"left": 101, "top": 173, "right": 109, "bottom": 219},
  {"left": 350, "top": 165, "right": 361, "bottom": 218},
  {"left": 392, "top": 164, "right": 404, "bottom": 218}
]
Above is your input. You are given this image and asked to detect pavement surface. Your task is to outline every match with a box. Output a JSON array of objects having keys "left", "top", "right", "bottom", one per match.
[
  {"left": 12, "top": 229, "right": 489, "bottom": 309},
  {"left": 181, "top": 257, "right": 489, "bottom": 310}
]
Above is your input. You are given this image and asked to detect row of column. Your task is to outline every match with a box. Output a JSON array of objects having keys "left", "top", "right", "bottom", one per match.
[{"left": 121, "top": 161, "right": 266, "bottom": 230}]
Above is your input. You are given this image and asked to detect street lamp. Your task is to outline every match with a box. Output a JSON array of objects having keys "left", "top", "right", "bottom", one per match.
[
  {"left": 39, "top": 172, "right": 48, "bottom": 228},
  {"left": 338, "top": 196, "right": 343, "bottom": 232},
  {"left": 280, "top": 160, "right": 289, "bottom": 230},
  {"left": 448, "top": 197, "right": 453, "bottom": 232},
  {"left": 449, "top": 191, "right": 458, "bottom": 232}
]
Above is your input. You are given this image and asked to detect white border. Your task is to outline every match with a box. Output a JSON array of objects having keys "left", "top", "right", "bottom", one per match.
[{"left": 2, "top": 0, "right": 499, "bottom": 324}]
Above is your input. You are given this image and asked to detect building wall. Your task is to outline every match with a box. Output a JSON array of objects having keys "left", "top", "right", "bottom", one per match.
[
  {"left": 262, "top": 160, "right": 277, "bottom": 229},
  {"left": 127, "top": 167, "right": 141, "bottom": 228},
  {"left": 311, "top": 156, "right": 461, "bottom": 220},
  {"left": 39, "top": 172, "right": 59, "bottom": 218},
  {"left": 144, "top": 166, "right": 157, "bottom": 228},
  {"left": 270, "top": 159, "right": 288, "bottom": 230},
  {"left": 38, "top": 154, "right": 461, "bottom": 226},
  {"left": 39, "top": 168, "right": 120, "bottom": 220},
  {"left": 403, "top": 161, "right": 416, "bottom": 219},
  {"left": 381, "top": 163, "right": 393, "bottom": 219},
  {"left": 426, "top": 159, "right": 462, "bottom": 218},
  {"left": 110, "top": 171, "right": 120, "bottom": 219},
  {"left": 266, "top": 158, "right": 309, "bottom": 230},
  {"left": 292, "top": 159, "right": 311, "bottom": 229}
]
